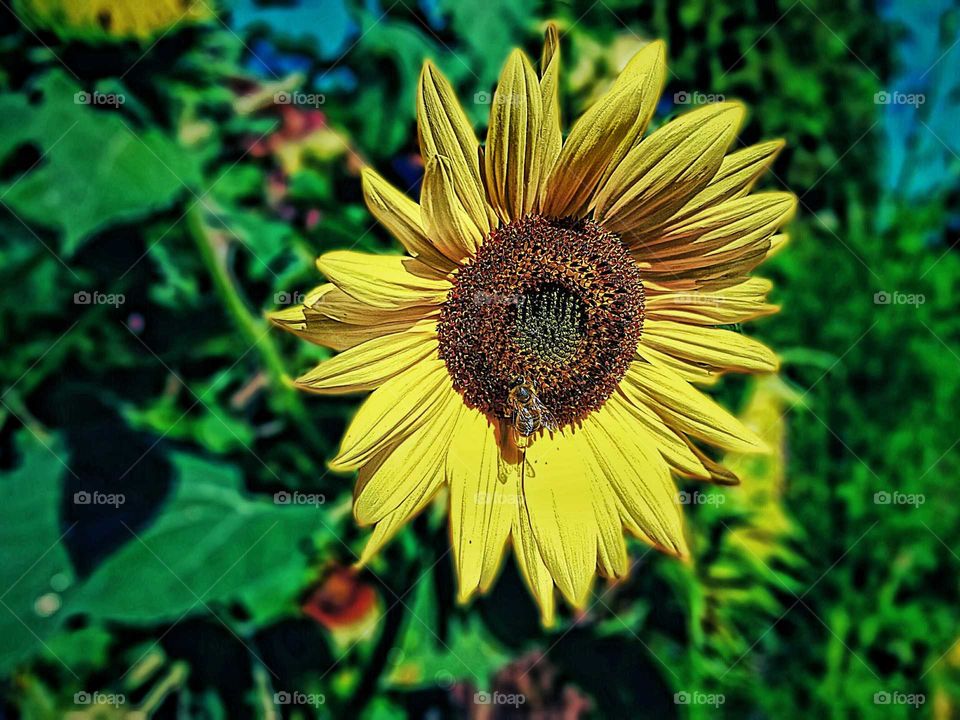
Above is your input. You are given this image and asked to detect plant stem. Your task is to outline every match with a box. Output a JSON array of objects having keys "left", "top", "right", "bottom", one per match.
[{"left": 187, "top": 201, "right": 323, "bottom": 447}]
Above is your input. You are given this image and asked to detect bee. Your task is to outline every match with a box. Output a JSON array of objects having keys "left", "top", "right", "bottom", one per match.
[{"left": 506, "top": 376, "right": 558, "bottom": 448}]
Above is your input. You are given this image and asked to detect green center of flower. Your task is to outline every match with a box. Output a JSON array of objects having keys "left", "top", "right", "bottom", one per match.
[
  {"left": 437, "top": 215, "right": 645, "bottom": 431},
  {"left": 514, "top": 284, "right": 585, "bottom": 365}
]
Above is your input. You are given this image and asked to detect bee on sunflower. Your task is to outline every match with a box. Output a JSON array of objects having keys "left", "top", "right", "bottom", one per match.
[{"left": 271, "top": 23, "right": 796, "bottom": 626}]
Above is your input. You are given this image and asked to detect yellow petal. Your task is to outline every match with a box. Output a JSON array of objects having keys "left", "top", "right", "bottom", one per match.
[
  {"left": 636, "top": 343, "right": 720, "bottom": 386},
  {"left": 269, "top": 284, "right": 438, "bottom": 351},
  {"left": 595, "top": 102, "right": 745, "bottom": 233},
  {"left": 357, "top": 465, "right": 445, "bottom": 567},
  {"left": 484, "top": 50, "right": 543, "bottom": 221},
  {"left": 513, "top": 487, "right": 556, "bottom": 627},
  {"left": 591, "top": 462, "right": 629, "bottom": 578},
  {"left": 594, "top": 40, "right": 668, "bottom": 195},
  {"left": 646, "top": 278, "right": 778, "bottom": 325},
  {"left": 540, "top": 21, "right": 560, "bottom": 74},
  {"left": 766, "top": 232, "right": 789, "bottom": 260},
  {"left": 296, "top": 324, "right": 438, "bottom": 394},
  {"left": 417, "top": 61, "right": 495, "bottom": 227},
  {"left": 361, "top": 167, "right": 456, "bottom": 272},
  {"left": 627, "top": 139, "right": 785, "bottom": 244},
  {"left": 447, "top": 409, "right": 514, "bottom": 602},
  {"left": 331, "top": 359, "right": 453, "bottom": 470},
  {"left": 533, "top": 22, "right": 562, "bottom": 209},
  {"left": 268, "top": 284, "right": 342, "bottom": 346},
  {"left": 421, "top": 156, "right": 485, "bottom": 260},
  {"left": 631, "top": 193, "right": 796, "bottom": 284},
  {"left": 582, "top": 406, "right": 687, "bottom": 556},
  {"left": 629, "top": 192, "right": 797, "bottom": 259},
  {"left": 522, "top": 430, "right": 597, "bottom": 608},
  {"left": 642, "top": 320, "right": 779, "bottom": 373},
  {"left": 608, "top": 391, "right": 710, "bottom": 479},
  {"left": 541, "top": 41, "right": 666, "bottom": 218},
  {"left": 671, "top": 139, "right": 785, "bottom": 221},
  {"left": 313, "top": 286, "right": 433, "bottom": 325},
  {"left": 622, "top": 361, "right": 766, "bottom": 452},
  {"left": 316, "top": 251, "right": 449, "bottom": 310},
  {"left": 686, "top": 442, "right": 740, "bottom": 486},
  {"left": 353, "top": 382, "right": 462, "bottom": 524}
]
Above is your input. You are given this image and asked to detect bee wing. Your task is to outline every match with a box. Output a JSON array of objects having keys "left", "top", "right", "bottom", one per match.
[
  {"left": 511, "top": 405, "right": 535, "bottom": 434},
  {"left": 541, "top": 410, "right": 559, "bottom": 432},
  {"left": 531, "top": 398, "right": 559, "bottom": 432}
]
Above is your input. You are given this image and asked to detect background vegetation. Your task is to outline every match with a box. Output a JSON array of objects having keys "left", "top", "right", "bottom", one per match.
[{"left": 0, "top": 0, "right": 958, "bottom": 718}]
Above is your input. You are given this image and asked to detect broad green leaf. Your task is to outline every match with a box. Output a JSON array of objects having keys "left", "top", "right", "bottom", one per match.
[
  {"left": 386, "top": 568, "right": 509, "bottom": 690},
  {"left": 0, "top": 71, "right": 202, "bottom": 255},
  {"left": 0, "top": 430, "right": 75, "bottom": 674},
  {"left": 71, "top": 452, "right": 332, "bottom": 624}
]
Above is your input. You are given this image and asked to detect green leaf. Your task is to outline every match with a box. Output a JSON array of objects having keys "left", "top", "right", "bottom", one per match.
[
  {"left": 0, "top": 71, "right": 202, "bottom": 255},
  {"left": 434, "top": 0, "right": 536, "bottom": 105},
  {"left": 386, "top": 568, "right": 509, "bottom": 690},
  {"left": 0, "top": 430, "right": 75, "bottom": 674},
  {"left": 42, "top": 624, "right": 113, "bottom": 671},
  {"left": 71, "top": 452, "right": 332, "bottom": 625}
]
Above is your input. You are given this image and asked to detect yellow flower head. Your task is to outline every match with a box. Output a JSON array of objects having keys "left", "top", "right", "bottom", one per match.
[
  {"left": 14, "top": 0, "right": 212, "bottom": 42},
  {"left": 271, "top": 24, "right": 796, "bottom": 626}
]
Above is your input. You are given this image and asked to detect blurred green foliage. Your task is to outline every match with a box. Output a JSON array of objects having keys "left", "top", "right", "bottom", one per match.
[{"left": 0, "top": 0, "right": 958, "bottom": 718}]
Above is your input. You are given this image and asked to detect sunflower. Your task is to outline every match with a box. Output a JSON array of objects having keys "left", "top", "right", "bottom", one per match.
[
  {"left": 271, "top": 24, "right": 796, "bottom": 626},
  {"left": 14, "top": 0, "right": 212, "bottom": 42}
]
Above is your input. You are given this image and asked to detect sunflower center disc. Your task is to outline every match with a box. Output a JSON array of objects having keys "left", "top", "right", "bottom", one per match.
[{"left": 437, "top": 215, "right": 645, "bottom": 429}]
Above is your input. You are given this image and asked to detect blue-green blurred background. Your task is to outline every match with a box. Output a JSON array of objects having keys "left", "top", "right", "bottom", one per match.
[{"left": 0, "top": 0, "right": 958, "bottom": 718}]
